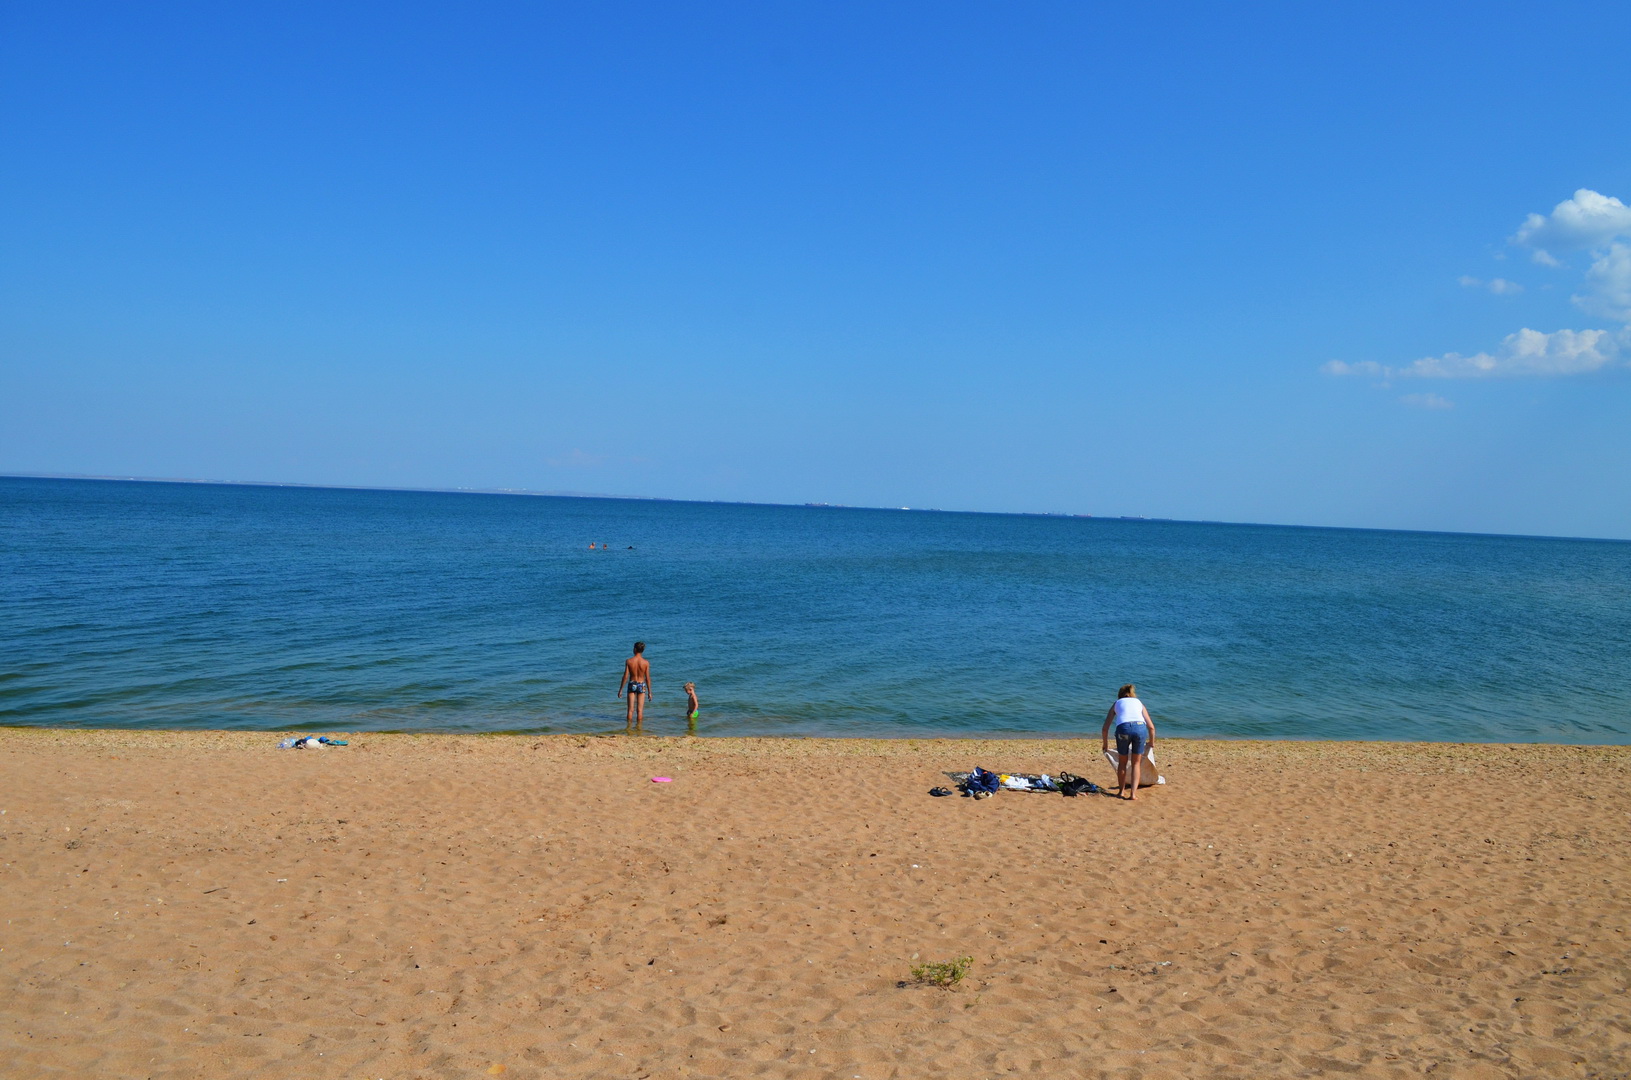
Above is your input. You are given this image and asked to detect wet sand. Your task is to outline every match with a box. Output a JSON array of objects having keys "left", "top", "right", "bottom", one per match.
[{"left": 1, "top": 730, "right": 1626, "bottom": 1079}]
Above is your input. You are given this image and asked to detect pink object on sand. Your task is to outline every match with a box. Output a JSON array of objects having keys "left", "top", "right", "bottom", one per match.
[{"left": 651, "top": 777, "right": 673, "bottom": 782}]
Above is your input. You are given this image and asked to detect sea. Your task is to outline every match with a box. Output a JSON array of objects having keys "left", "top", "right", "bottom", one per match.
[{"left": 2, "top": 476, "right": 1627, "bottom": 743}]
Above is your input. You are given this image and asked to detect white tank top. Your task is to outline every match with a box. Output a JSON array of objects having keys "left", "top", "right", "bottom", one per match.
[{"left": 1113, "top": 697, "right": 1147, "bottom": 727}]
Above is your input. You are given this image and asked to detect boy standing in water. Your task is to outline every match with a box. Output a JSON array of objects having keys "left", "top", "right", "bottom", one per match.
[
  {"left": 683, "top": 682, "right": 699, "bottom": 735},
  {"left": 617, "top": 641, "right": 651, "bottom": 733}
]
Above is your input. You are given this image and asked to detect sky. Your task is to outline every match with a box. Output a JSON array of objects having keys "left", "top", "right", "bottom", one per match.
[{"left": 3, "top": 2, "right": 1630, "bottom": 539}]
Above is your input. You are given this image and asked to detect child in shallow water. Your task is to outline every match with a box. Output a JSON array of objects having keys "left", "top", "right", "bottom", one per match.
[{"left": 683, "top": 682, "right": 699, "bottom": 735}]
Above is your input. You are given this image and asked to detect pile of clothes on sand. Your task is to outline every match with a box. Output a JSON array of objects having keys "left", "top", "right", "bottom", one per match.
[
  {"left": 930, "top": 767, "right": 1099, "bottom": 799},
  {"left": 277, "top": 735, "right": 348, "bottom": 749}
]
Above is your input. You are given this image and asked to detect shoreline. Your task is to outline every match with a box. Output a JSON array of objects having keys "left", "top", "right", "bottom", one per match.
[
  {"left": 3, "top": 729, "right": 1626, "bottom": 1077},
  {"left": 2, "top": 726, "right": 1626, "bottom": 749}
]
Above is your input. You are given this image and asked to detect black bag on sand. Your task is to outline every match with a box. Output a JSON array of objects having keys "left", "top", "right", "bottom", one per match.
[{"left": 1057, "top": 772, "right": 1099, "bottom": 797}]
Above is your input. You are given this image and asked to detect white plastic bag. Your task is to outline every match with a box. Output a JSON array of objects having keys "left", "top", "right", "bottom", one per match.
[{"left": 1102, "top": 748, "right": 1164, "bottom": 786}]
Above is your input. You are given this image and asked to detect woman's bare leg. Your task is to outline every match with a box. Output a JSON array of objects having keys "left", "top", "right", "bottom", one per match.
[
  {"left": 1115, "top": 752, "right": 1129, "bottom": 798},
  {"left": 1127, "top": 752, "right": 1143, "bottom": 800}
]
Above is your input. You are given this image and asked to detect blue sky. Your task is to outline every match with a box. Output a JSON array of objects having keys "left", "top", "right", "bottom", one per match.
[{"left": 3, "top": 2, "right": 1630, "bottom": 538}]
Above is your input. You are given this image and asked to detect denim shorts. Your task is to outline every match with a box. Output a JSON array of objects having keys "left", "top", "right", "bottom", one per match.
[{"left": 1114, "top": 721, "right": 1148, "bottom": 757}]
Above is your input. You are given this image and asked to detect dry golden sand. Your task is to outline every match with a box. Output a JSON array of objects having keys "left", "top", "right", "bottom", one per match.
[{"left": 1, "top": 730, "right": 1627, "bottom": 1080}]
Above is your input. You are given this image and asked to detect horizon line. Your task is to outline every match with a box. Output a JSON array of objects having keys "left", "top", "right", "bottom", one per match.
[{"left": 2, "top": 470, "right": 1625, "bottom": 545}]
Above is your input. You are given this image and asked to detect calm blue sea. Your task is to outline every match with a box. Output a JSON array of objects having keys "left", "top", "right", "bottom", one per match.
[{"left": 2, "top": 476, "right": 1627, "bottom": 742}]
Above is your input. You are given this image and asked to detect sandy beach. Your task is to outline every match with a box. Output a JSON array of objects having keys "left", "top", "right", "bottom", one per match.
[{"left": 1, "top": 730, "right": 1625, "bottom": 1079}]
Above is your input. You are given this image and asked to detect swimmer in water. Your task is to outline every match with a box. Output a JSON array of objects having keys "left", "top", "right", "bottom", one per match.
[{"left": 683, "top": 682, "right": 699, "bottom": 735}]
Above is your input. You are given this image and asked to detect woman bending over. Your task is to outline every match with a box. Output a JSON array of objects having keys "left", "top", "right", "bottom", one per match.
[{"left": 1101, "top": 683, "right": 1155, "bottom": 801}]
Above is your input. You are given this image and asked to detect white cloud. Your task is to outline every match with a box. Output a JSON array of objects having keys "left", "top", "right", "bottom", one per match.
[
  {"left": 1512, "top": 189, "right": 1631, "bottom": 261},
  {"left": 1459, "top": 275, "right": 1522, "bottom": 295},
  {"left": 1407, "top": 328, "right": 1618, "bottom": 378},
  {"left": 1401, "top": 393, "right": 1454, "bottom": 410},
  {"left": 1576, "top": 242, "right": 1631, "bottom": 321},
  {"left": 1324, "top": 328, "right": 1620, "bottom": 380},
  {"left": 1327, "top": 189, "right": 1631, "bottom": 389}
]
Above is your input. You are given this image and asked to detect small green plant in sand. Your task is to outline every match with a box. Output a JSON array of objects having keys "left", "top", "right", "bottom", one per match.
[{"left": 910, "top": 956, "right": 973, "bottom": 988}]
